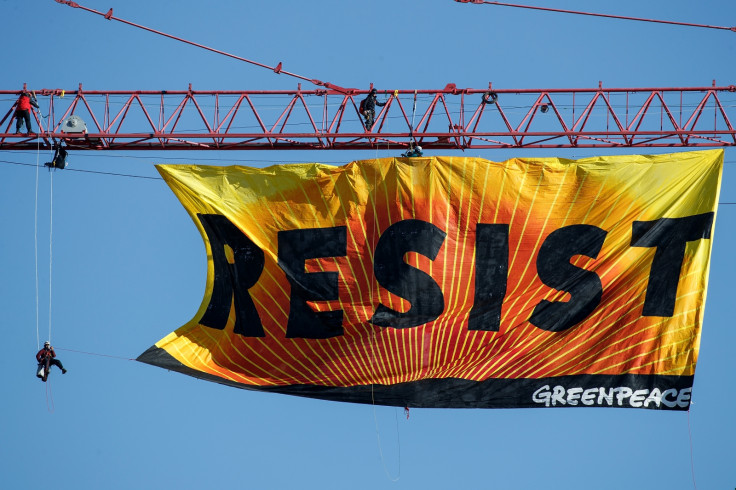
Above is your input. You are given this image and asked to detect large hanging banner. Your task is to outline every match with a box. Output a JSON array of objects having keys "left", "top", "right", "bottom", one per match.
[{"left": 139, "top": 150, "right": 723, "bottom": 410}]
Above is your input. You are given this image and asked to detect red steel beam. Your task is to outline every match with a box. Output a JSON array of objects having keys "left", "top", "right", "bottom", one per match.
[{"left": 1, "top": 83, "right": 735, "bottom": 151}]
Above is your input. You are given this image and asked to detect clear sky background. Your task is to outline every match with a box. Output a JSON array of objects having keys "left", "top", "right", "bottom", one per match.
[{"left": 2, "top": 0, "right": 735, "bottom": 488}]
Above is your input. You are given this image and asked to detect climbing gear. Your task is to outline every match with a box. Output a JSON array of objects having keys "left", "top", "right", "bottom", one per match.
[{"left": 482, "top": 91, "right": 498, "bottom": 104}]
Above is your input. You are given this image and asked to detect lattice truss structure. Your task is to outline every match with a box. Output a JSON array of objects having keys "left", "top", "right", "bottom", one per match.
[{"left": 1, "top": 83, "right": 735, "bottom": 151}]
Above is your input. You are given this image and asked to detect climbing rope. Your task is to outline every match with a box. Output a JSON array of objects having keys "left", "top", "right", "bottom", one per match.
[
  {"left": 45, "top": 377, "right": 55, "bottom": 413},
  {"left": 33, "top": 91, "right": 56, "bottom": 349},
  {"left": 48, "top": 170, "right": 54, "bottom": 344},
  {"left": 372, "top": 405, "right": 402, "bottom": 482},
  {"left": 688, "top": 408, "right": 699, "bottom": 489},
  {"left": 366, "top": 148, "right": 402, "bottom": 483},
  {"left": 55, "top": 347, "right": 135, "bottom": 361},
  {"left": 411, "top": 92, "right": 417, "bottom": 129},
  {"left": 34, "top": 128, "right": 41, "bottom": 350}
]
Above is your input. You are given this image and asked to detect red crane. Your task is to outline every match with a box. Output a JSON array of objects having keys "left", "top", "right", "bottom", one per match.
[
  {"left": 2, "top": 82, "right": 735, "bottom": 151},
  {"left": 25, "top": 1, "right": 733, "bottom": 151}
]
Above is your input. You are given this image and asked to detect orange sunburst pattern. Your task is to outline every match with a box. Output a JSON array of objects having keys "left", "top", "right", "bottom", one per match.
[{"left": 152, "top": 150, "right": 722, "bottom": 388}]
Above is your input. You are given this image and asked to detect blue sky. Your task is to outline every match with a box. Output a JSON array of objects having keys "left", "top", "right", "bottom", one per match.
[{"left": 2, "top": 0, "right": 735, "bottom": 488}]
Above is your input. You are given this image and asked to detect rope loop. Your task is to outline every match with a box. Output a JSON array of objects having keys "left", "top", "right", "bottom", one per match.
[{"left": 482, "top": 91, "right": 498, "bottom": 105}]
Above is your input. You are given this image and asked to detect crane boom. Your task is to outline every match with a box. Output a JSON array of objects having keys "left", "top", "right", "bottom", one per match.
[{"left": 2, "top": 83, "right": 735, "bottom": 151}]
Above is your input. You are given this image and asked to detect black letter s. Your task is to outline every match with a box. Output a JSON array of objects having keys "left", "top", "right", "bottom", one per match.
[{"left": 530, "top": 224, "right": 607, "bottom": 332}]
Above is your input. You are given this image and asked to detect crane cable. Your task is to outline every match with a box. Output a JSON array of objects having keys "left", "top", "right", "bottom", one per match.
[
  {"left": 454, "top": 0, "right": 736, "bottom": 33},
  {"left": 53, "top": 0, "right": 354, "bottom": 93}
]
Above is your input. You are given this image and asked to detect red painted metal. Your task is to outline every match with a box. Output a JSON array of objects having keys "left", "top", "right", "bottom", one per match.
[
  {"left": 455, "top": 0, "right": 736, "bottom": 33},
  {"left": 1, "top": 83, "right": 735, "bottom": 150}
]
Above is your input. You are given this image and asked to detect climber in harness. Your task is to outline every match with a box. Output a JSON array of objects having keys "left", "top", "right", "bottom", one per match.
[
  {"left": 401, "top": 141, "right": 423, "bottom": 157},
  {"left": 359, "top": 88, "right": 387, "bottom": 131},
  {"left": 36, "top": 341, "right": 67, "bottom": 381},
  {"left": 45, "top": 142, "right": 68, "bottom": 169},
  {"left": 14, "top": 90, "right": 40, "bottom": 135}
]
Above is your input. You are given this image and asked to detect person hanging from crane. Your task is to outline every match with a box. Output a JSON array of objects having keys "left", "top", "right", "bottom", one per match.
[
  {"left": 359, "top": 88, "right": 387, "bottom": 131},
  {"left": 45, "top": 141, "right": 69, "bottom": 169},
  {"left": 36, "top": 341, "right": 67, "bottom": 379},
  {"left": 401, "top": 140, "right": 423, "bottom": 157},
  {"left": 14, "top": 90, "right": 39, "bottom": 135}
]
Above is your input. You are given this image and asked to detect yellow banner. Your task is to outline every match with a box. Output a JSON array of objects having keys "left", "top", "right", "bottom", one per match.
[{"left": 139, "top": 150, "right": 723, "bottom": 409}]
